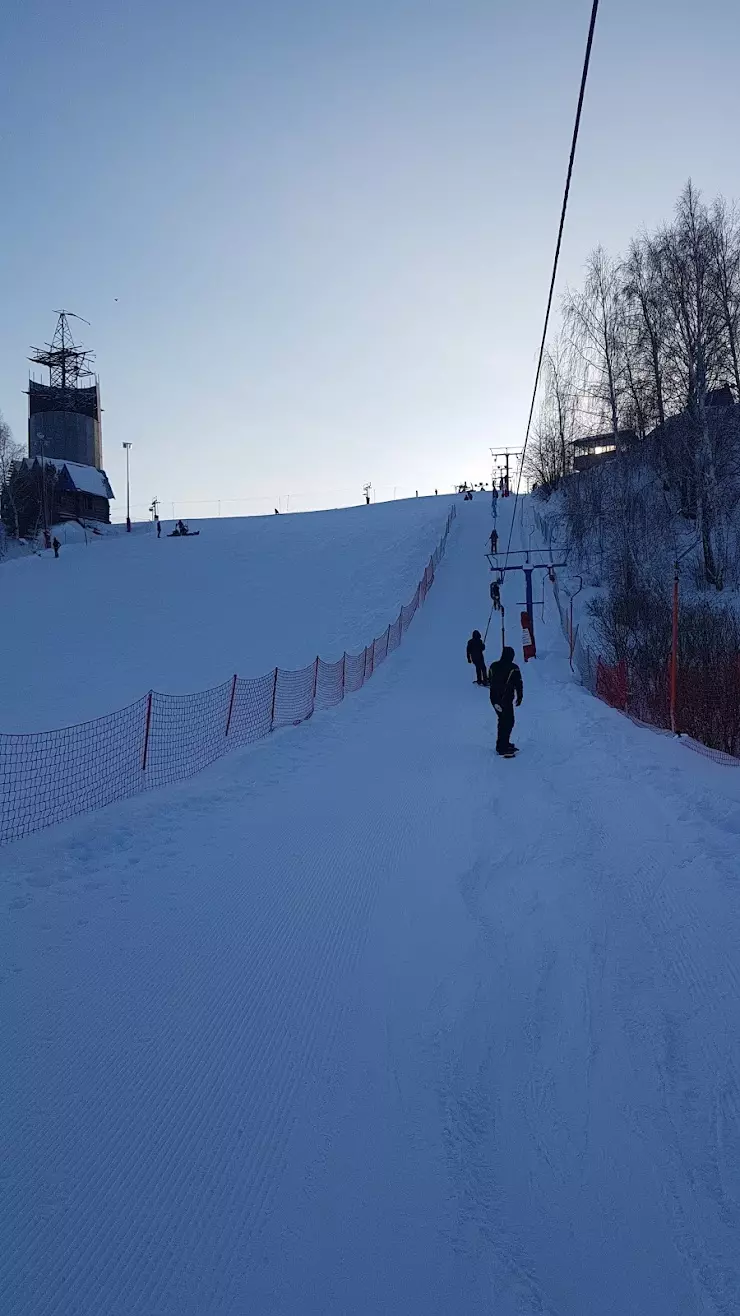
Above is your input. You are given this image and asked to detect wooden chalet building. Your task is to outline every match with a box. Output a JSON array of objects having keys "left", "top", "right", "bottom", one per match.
[{"left": 22, "top": 457, "right": 115, "bottom": 524}]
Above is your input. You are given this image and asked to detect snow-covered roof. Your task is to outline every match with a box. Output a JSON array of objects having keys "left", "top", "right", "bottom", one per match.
[{"left": 23, "top": 457, "right": 114, "bottom": 500}]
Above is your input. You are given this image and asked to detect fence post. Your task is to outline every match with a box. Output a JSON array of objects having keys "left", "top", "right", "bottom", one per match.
[
  {"left": 270, "top": 667, "right": 278, "bottom": 730},
  {"left": 341, "top": 652, "right": 346, "bottom": 696},
  {"left": 225, "top": 673, "right": 237, "bottom": 737},
  {"left": 670, "top": 567, "right": 679, "bottom": 734},
  {"left": 385, "top": 623, "right": 390, "bottom": 658},
  {"left": 312, "top": 656, "right": 319, "bottom": 711},
  {"left": 142, "top": 691, "right": 153, "bottom": 771},
  {"left": 569, "top": 600, "right": 574, "bottom": 668},
  {"left": 568, "top": 575, "right": 583, "bottom": 672}
]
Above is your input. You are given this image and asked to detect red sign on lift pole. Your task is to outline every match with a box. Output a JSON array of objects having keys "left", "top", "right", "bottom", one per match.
[{"left": 521, "top": 611, "right": 536, "bottom": 662}]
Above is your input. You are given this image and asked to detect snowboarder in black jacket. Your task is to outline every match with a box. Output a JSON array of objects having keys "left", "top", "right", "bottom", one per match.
[
  {"left": 488, "top": 646, "right": 523, "bottom": 755},
  {"left": 466, "top": 630, "right": 487, "bottom": 685}
]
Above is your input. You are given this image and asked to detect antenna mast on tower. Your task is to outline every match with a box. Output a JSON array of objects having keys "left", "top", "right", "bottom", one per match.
[{"left": 29, "top": 311, "right": 96, "bottom": 399}]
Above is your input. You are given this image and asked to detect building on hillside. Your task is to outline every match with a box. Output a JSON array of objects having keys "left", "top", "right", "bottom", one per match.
[
  {"left": 20, "top": 458, "right": 114, "bottom": 525},
  {"left": 28, "top": 312, "right": 103, "bottom": 470},
  {"left": 648, "top": 384, "right": 740, "bottom": 447},
  {"left": 571, "top": 429, "right": 639, "bottom": 473},
  {"left": 647, "top": 385, "right": 740, "bottom": 516},
  {"left": 705, "top": 384, "right": 736, "bottom": 409},
  {"left": 569, "top": 388, "right": 739, "bottom": 480}
]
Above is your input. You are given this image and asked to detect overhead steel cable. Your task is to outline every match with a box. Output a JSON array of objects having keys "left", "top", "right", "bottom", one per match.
[{"left": 503, "top": 0, "right": 600, "bottom": 570}]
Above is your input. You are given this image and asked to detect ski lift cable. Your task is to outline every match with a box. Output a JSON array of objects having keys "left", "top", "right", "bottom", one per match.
[{"left": 503, "top": 0, "right": 600, "bottom": 573}]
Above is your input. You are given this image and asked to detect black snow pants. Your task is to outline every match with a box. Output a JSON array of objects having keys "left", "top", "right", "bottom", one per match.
[
  {"left": 474, "top": 658, "right": 487, "bottom": 684},
  {"left": 495, "top": 702, "right": 515, "bottom": 752}
]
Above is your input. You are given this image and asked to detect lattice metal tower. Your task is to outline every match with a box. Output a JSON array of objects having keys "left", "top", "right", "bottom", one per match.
[
  {"left": 29, "top": 310, "right": 95, "bottom": 396},
  {"left": 27, "top": 311, "right": 103, "bottom": 469}
]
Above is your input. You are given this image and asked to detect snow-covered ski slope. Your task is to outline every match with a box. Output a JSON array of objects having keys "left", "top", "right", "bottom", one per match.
[
  {"left": 0, "top": 498, "right": 450, "bottom": 732},
  {"left": 3, "top": 496, "right": 740, "bottom": 1315}
]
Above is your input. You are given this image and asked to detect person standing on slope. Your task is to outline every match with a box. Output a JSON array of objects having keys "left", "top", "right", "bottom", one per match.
[
  {"left": 466, "top": 630, "right": 487, "bottom": 685},
  {"left": 488, "top": 645, "right": 523, "bottom": 756}
]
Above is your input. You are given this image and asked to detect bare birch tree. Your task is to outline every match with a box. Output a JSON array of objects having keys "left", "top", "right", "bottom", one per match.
[
  {"left": 708, "top": 197, "right": 740, "bottom": 399},
  {"left": 623, "top": 235, "right": 669, "bottom": 432},
  {"left": 0, "top": 413, "right": 23, "bottom": 540},
  {"left": 526, "top": 337, "right": 578, "bottom": 492},
  {"left": 563, "top": 246, "right": 625, "bottom": 441},
  {"left": 657, "top": 181, "right": 728, "bottom": 585}
]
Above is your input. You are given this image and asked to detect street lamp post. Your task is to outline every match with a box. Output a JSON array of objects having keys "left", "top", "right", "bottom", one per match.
[
  {"left": 122, "top": 442, "right": 132, "bottom": 532},
  {"left": 36, "top": 432, "right": 52, "bottom": 549}
]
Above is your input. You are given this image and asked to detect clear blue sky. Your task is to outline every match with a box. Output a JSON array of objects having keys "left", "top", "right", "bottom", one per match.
[{"left": 1, "top": 0, "right": 738, "bottom": 519}]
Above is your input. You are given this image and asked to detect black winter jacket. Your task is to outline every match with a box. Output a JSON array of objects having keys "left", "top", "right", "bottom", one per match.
[
  {"left": 467, "top": 636, "right": 486, "bottom": 664},
  {"left": 488, "top": 659, "right": 523, "bottom": 708}
]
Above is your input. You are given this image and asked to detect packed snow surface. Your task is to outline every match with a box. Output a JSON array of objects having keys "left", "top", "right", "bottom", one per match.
[
  {"left": 3, "top": 495, "right": 740, "bottom": 1315},
  {"left": 0, "top": 498, "right": 449, "bottom": 731}
]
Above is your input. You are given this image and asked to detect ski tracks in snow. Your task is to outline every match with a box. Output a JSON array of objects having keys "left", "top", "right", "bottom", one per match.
[
  {"left": 1, "top": 745, "right": 405, "bottom": 1315},
  {"left": 426, "top": 520, "right": 740, "bottom": 1313}
]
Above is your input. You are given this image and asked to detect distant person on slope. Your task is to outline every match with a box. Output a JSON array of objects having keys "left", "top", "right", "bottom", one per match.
[
  {"left": 52, "top": 537, "right": 60, "bottom": 559},
  {"left": 466, "top": 630, "right": 487, "bottom": 685},
  {"left": 488, "top": 646, "right": 523, "bottom": 756},
  {"left": 490, "top": 528, "right": 498, "bottom": 553}
]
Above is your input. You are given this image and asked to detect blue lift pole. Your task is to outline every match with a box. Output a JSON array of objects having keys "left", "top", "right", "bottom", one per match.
[{"left": 524, "top": 569, "right": 534, "bottom": 635}]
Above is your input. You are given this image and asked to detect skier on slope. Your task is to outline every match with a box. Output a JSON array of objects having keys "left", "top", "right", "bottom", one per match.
[
  {"left": 490, "top": 528, "right": 498, "bottom": 553},
  {"left": 466, "top": 630, "right": 487, "bottom": 685},
  {"left": 488, "top": 646, "right": 523, "bottom": 756}
]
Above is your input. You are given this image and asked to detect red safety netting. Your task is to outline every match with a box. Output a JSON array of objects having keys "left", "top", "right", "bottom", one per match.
[
  {"left": 0, "top": 505, "right": 456, "bottom": 844},
  {"left": 0, "top": 697, "right": 149, "bottom": 842},
  {"left": 574, "top": 638, "right": 740, "bottom": 766},
  {"left": 145, "top": 681, "right": 235, "bottom": 789},
  {"left": 595, "top": 658, "right": 628, "bottom": 712}
]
